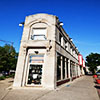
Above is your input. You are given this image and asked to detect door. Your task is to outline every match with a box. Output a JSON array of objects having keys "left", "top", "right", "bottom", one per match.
[{"left": 27, "top": 64, "right": 43, "bottom": 85}]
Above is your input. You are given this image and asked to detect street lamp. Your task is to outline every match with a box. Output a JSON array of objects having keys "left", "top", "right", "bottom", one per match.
[
  {"left": 58, "top": 22, "right": 64, "bottom": 26},
  {"left": 19, "top": 22, "right": 24, "bottom": 27}
]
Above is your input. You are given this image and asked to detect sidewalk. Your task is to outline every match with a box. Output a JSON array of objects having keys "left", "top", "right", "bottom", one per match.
[
  {"left": 0, "top": 76, "right": 99, "bottom": 100},
  {"left": 37, "top": 75, "right": 99, "bottom": 100}
]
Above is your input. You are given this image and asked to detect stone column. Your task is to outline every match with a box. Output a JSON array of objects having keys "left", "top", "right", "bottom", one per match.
[
  {"left": 68, "top": 59, "right": 70, "bottom": 78},
  {"left": 78, "top": 65, "right": 81, "bottom": 76},
  {"left": 22, "top": 51, "right": 29, "bottom": 86},
  {"left": 61, "top": 56, "right": 63, "bottom": 80},
  {"left": 42, "top": 42, "right": 56, "bottom": 89},
  {"left": 82, "top": 67, "right": 85, "bottom": 75},
  {"left": 13, "top": 45, "right": 27, "bottom": 87},
  {"left": 61, "top": 37, "right": 63, "bottom": 47}
]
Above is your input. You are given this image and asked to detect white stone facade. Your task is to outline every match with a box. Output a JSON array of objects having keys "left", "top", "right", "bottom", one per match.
[{"left": 13, "top": 13, "right": 84, "bottom": 89}]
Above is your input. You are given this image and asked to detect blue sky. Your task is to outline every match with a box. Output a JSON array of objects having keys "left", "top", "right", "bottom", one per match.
[{"left": 0, "top": 0, "right": 100, "bottom": 59}]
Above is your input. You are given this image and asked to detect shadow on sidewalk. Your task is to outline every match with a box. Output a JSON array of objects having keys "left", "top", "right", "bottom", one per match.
[
  {"left": 86, "top": 74, "right": 93, "bottom": 76},
  {"left": 8, "top": 80, "right": 13, "bottom": 83}
]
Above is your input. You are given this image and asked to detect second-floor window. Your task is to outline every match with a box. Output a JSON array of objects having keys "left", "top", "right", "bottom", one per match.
[
  {"left": 59, "top": 33, "right": 62, "bottom": 44},
  {"left": 31, "top": 28, "right": 47, "bottom": 40}
]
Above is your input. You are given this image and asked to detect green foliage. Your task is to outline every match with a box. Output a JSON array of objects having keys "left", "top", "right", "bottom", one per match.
[
  {"left": 0, "top": 44, "right": 18, "bottom": 72},
  {"left": 0, "top": 76, "right": 6, "bottom": 80},
  {"left": 86, "top": 53, "right": 100, "bottom": 74},
  {"left": 8, "top": 73, "right": 15, "bottom": 78}
]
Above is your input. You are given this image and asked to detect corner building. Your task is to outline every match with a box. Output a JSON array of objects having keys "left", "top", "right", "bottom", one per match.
[{"left": 13, "top": 14, "right": 84, "bottom": 89}]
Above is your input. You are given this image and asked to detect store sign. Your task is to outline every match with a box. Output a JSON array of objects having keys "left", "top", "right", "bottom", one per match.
[
  {"left": 78, "top": 54, "right": 86, "bottom": 67},
  {"left": 30, "top": 55, "right": 44, "bottom": 63},
  {"left": 78, "top": 54, "right": 83, "bottom": 66}
]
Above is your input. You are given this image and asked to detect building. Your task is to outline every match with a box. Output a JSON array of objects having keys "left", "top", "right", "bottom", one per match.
[
  {"left": 85, "top": 66, "right": 90, "bottom": 73},
  {"left": 13, "top": 13, "right": 84, "bottom": 89},
  {"left": 97, "top": 66, "right": 100, "bottom": 72}
]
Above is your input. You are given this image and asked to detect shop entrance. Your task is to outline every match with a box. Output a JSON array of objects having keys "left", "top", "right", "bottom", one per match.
[{"left": 27, "top": 64, "right": 43, "bottom": 85}]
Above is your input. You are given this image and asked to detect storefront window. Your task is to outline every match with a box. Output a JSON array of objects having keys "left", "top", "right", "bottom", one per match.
[
  {"left": 66, "top": 58, "right": 69, "bottom": 78},
  {"left": 57, "top": 53, "right": 61, "bottom": 81},
  {"left": 27, "top": 64, "right": 42, "bottom": 85},
  {"left": 27, "top": 54, "right": 44, "bottom": 85},
  {"left": 71, "top": 62, "right": 76, "bottom": 77},
  {"left": 76, "top": 65, "right": 78, "bottom": 76}
]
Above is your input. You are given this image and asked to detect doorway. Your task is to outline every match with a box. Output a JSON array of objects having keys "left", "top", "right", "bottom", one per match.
[{"left": 27, "top": 64, "right": 43, "bottom": 85}]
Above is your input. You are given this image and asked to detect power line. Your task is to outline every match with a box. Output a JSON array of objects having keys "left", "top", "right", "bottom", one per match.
[{"left": 0, "top": 39, "right": 14, "bottom": 46}]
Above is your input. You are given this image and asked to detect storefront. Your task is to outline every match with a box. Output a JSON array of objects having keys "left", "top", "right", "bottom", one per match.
[{"left": 13, "top": 13, "right": 84, "bottom": 89}]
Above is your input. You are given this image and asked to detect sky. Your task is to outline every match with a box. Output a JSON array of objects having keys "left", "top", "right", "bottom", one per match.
[{"left": 0, "top": 0, "right": 100, "bottom": 59}]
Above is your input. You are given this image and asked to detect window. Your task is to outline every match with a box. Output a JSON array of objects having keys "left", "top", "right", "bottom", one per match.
[
  {"left": 66, "top": 58, "right": 69, "bottom": 78},
  {"left": 71, "top": 62, "right": 76, "bottom": 77},
  {"left": 27, "top": 64, "right": 43, "bottom": 85},
  {"left": 76, "top": 65, "right": 78, "bottom": 76},
  {"left": 59, "top": 33, "right": 62, "bottom": 44},
  {"left": 70, "top": 46, "right": 72, "bottom": 54},
  {"left": 63, "top": 57, "right": 65, "bottom": 79},
  {"left": 57, "top": 53, "right": 61, "bottom": 81},
  {"left": 27, "top": 54, "right": 44, "bottom": 85},
  {"left": 29, "top": 55, "right": 44, "bottom": 63},
  {"left": 31, "top": 28, "right": 47, "bottom": 40},
  {"left": 65, "top": 41, "right": 68, "bottom": 50}
]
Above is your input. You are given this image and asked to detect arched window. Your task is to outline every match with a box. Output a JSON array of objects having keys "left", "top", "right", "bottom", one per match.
[{"left": 31, "top": 28, "right": 47, "bottom": 40}]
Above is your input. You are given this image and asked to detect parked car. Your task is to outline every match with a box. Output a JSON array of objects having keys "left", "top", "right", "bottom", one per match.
[
  {"left": 96, "top": 72, "right": 100, "bottom": 76},
  {"left": 2, "top": 71, "right": 9, "bottom": 76}
]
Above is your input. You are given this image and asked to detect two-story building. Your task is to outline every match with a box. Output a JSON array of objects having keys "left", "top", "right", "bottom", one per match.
[{"left": 13, "top": 13, "right": 84, "bottom": 89}]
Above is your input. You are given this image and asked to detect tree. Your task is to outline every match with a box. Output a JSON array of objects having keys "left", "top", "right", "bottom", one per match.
[
  {"left": 0, "top": 44, "right": 18, "bottom": 73},
  {"left": 86, "top": 53, "right": 100, "bottom": 74},
  {"left": 0, "top": 46, "right": 7, "bottom": 71}
]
